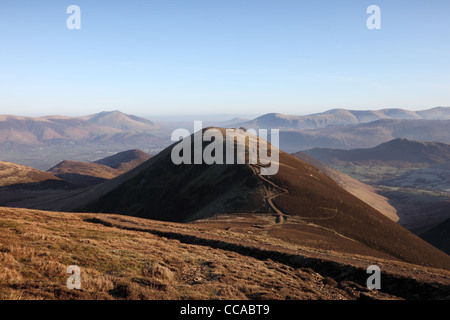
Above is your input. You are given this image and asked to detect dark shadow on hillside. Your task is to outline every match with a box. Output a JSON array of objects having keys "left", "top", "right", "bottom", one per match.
[
  {"left": 0, "top": 179, "right": 81, "bottom": 208},
  {"left": 53, "top": 173, "right": 108, "bottom": 187},
  {"left": 0, "top": 179, "right": 75, "bottom": 191}
]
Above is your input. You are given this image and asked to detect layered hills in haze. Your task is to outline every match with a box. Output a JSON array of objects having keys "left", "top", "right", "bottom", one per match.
[
  {"left": 304, "top": 138, "right": 450, "bottom": 167},
  {"left": 0, "top": 111, "right": 156, "bottom": 145},
  {"left": 242, "top": 107, "right": 450, "bottom": 130},
  {"left": 0, "top": 111, "right": 163, "bottom": 169},
  {"left": 236, "top": 107, "right": 450, "bottom": 152},
  {"left": 303, "top": 138, "right": 450, "bottom": 195},
  {"left": 3, "top": 107, "right": 450, "bottom": 168}
]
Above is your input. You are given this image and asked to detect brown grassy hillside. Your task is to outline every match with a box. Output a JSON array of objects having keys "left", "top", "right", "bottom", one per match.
[
  {"left": 0, "top": 161, "right": 61, "bottom": 187},
  {"left": 0, "top": 207, "right": 449, "bottom": 300},
  {"left": 93, "top": 149, "right": 152, "bottom": 173},
  {"left": 48, "top": 160, "right": 120, "bottom": 179},
  {"left": 293, "top": 152, "right": 398, "bottom": 222},
  {"left": 269, "top": 150, "right": 450, "bottom": 270},
  {"left": 47, "top": 151, "right": 151, "bottom": 186},
  {"left": 47, "top": 160, "right": 121, "bottom": 186}
]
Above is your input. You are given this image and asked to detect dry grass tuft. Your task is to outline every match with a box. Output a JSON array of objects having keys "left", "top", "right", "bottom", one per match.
[{"left": 0, "top": 207, "right": 448, "bottom": 300}]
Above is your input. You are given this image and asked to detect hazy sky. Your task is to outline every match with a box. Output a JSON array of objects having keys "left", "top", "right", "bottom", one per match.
[{"left": 1, "top": 0, "right": 449, "bottom": 117}]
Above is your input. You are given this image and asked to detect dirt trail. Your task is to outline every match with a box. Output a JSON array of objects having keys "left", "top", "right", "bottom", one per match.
[
  {"left": 250, "top": 164, "right": 290, "bottom": 224},
  {"left": 250, "top": 165, "right": 357, "bottom": 243},
  {"left": 250, "top": 164, "right": 342, "bottom": 223}
]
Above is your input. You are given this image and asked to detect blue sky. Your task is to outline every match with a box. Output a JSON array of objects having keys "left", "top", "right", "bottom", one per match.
[{"left": 0, "top": 0, "right": 449, "bottom": 117}]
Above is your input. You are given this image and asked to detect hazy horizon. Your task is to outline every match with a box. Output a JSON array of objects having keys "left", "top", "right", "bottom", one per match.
[{"left": 4, "top": 105, "right": 450, "bottom": 121}]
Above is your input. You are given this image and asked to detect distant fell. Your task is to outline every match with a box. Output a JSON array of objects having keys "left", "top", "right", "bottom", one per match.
[
  {"left": 243, "top": 107, "right": 450, "bottom": 130},
  {"left": 47, "top": 150, "right": 152, "bottom": 186},
  {"left": 79, "top": 110, "right": 156, "bottom": 131},
  {"left": 303, "top": 138, "right": 450, "bottom": 167},
  {"left": 94, "top": 149, "right": 151, "bottom": 172},
  {"left": 0, "top": 161, "right": 61, "bottom": 187}
]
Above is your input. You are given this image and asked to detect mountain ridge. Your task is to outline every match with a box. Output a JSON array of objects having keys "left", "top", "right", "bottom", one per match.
[
  {"left": 242, "top": 107, "right": 450, "bottom": 130},
  {"left": 79, "top": 110, "right": 156, "bottom": 131},
  {"left": 94, "top": 149, "right": 152, "bottom": 172},
  {"left": 0, "top": 111, "right": 158, "bottom": 146},
  {"left": 0, "top": 161, "right": 61, "bottom": 187}
]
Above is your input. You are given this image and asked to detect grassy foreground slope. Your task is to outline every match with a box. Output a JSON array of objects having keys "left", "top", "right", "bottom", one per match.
[{"left": 0, "top": 207, "right": 450, "bottom": 300}]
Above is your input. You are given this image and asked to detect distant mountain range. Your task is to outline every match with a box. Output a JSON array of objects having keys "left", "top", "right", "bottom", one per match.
[
  {"left": 0, "top": 161, "right": 61, "bottom": 187},
  {"left": 303, "top": 138, "right": 450, "bottom": 167},
  {"left": 3, "top": 107, "right": 450, "bottom": 168},
  {"left": 274, "top": 119, "right": 450, "bottom": 152},
  {"left": 0, "top": 111, "right": 165, "bottom": 169},
  {"left": 0, "top": 110, "right": 157, "bottom": 146},
  {"left": 242, "top": 107, "right": 450, "bottom": 130},
  {"left": 235, "top": 107, "right": 450, "bottom": 152},
  {"left": 2, "top": 106, "right": 450, "bottom": 147}
]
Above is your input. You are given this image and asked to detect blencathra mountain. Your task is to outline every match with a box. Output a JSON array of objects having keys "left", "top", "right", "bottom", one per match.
[{"left": 0, "top": 111, "right": 164, "bottom": 169}]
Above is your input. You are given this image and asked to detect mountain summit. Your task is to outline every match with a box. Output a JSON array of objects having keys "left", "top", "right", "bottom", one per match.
[{"left": 79, "top": 110, "right": 156, "bottom": 131}]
